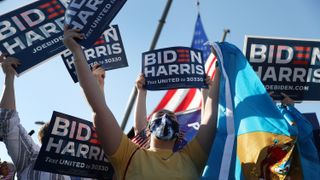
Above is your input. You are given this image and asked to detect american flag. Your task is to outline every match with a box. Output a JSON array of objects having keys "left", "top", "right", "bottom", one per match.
[
  {"left": 132, "top": 14, "right": 217, "bottom": 148},
  {"left": 150, "top": 14, "right": 216, "bottom": 114}
]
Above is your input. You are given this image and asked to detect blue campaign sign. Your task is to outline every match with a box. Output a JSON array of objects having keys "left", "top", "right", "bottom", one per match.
[
  {"left": 34, "top": 111, "right": 114, "bottom": 179},
  {"left": 142, "top": 47, "right": 207, "bottom": 90},
  {"left": 61, "top": 25, "right": 128, "bottom": 83},
  {"left": 64, "top": 0, "right": 127, "bottom": 48},
  {"left": 0, "top": 0, "right": 68, "bottom": 75},
  {"left": 243, "top": 36, "right": 320, "bottom": 101}
]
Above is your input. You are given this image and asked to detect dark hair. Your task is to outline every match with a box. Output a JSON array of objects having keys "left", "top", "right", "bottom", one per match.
[{"left": 38, "top": 122, "right": 50, "bottom": 144}]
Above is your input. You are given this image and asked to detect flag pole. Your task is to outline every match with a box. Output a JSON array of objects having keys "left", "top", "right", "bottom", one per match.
[
  {"left": 196, "top": 0, "right": 200, "bottom": 13},
  {"left": 221, "top": 28, "right": 230, "bottom": 42},
  {"left": 120, "top": 0, "right": 174, "bottom": 130},
  {"left": 209, "top": 29, "right": 230, "bottom": 65}
]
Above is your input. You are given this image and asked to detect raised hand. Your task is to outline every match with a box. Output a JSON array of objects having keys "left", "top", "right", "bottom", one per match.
[
  {"left": 0, "top": 54, "right": 20, "bottom": 109},
  {"left": 63, "top": 25, "right": 84, "bottom": 53},
  {"left": 201, "top": 74, "right": 213, "bottom": 118},
  {"left": 280, "top": 92, "right": 295, "bottom": 106},
  {"left": 92, "top": 64, "right": 105, "bottom": 92},
  {"left": 0, "top": 54, "right": 20, "bottom": 77},
  {"left": 134, "top": 73, "right": 147, "bottom": 135},
  {"left": 135, "top": 73, "right": 146, "bottom": 92}
]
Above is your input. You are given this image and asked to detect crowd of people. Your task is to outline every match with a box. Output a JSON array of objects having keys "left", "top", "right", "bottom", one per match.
[
  {"left": 0, "top": 25, "right": 220, "bottom": 179},
  {"left": 0, "top": 26, "right": 316, "bottom": 180},
  {"left": 63, "top": 26, "right": 220, "bottom": 180}
]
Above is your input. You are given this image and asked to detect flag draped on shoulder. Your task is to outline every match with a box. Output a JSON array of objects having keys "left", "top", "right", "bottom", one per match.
[{"left": 202, "top": 42, "right": 320, "bottom": 179}]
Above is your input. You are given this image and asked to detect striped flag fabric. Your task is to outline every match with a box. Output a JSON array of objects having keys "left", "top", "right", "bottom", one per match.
[
  {"left": 201, "top": 42, "right": 320, "bottom": 179},
  {"left": 150, "top": 52, "right": 216, "bottom": 115},
  {"left": 150, "top": 13, "right": 215, "bottom": 115}
]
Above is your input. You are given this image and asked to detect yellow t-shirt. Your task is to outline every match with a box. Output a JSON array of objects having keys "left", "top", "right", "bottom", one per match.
[{"left": 109, "top": 134, "right": 207, "bottom": 180}]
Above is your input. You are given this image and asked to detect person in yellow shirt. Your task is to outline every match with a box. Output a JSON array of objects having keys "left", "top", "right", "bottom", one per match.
[{"left": 63, "top": 26, "right": 220, "bottom": 180}]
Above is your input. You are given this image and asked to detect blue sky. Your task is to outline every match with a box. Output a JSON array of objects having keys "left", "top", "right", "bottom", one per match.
[{"left": 0, "top": 0, "right": 319, "bottom": 163}]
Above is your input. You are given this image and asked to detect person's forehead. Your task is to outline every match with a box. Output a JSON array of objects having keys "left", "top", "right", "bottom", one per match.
[
  {"left": 155, "top": 110, "right": 174, "bottom": 116},
  {"left": 153, "top": 111, "right": 177, "bottom": 121}
]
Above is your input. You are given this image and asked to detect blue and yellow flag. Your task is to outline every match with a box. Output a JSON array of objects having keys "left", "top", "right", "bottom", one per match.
[{"left": 202, "top": 42, "right": 320, "bottom": 179}]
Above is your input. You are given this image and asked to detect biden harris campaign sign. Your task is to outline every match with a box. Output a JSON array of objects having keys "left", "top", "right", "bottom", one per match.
[
  {"left": 64, "top": 0, "right": 127, "bottom": 48},
  {"left": 142, "top": 47, "right": 207, "bottom": 90},
  {"left": 0, "top": 0, "right": 68, "bottom": 75},
  {"left": 61, "top": 25, "right": 128, "bottom": 83},
  {"left": 34, "top": 111, "right": 114, "bottom": 179},
  {"left": 244, "top": 36, "right": 320, "bottom": 101}
]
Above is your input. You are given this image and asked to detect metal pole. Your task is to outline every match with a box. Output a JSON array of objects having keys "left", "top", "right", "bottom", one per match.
[
  {"left": 149, "top": 0, "right": 173, "bottom": 50},
  {"left": 209, "top": 29, "right": 231, "bottom": 63},
  {"left": 221, "top": 28, "right": 230, "bottom": 42},
  {"left": 120, "top": 0, "right": 174, "bottom": 130}
]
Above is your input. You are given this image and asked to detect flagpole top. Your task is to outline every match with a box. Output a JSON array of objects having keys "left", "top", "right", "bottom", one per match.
[{"left": 196, "top": 0, "right": 200, "bottom": 13}]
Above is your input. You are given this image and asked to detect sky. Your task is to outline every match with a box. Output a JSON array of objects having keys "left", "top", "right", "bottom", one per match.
[{"left": 0, "top": 0, "right": 319, "bottom": 163}]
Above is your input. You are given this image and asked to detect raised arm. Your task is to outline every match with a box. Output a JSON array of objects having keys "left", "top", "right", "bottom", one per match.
[
  {"left": 0, "top": 55, "right": 20, "bottom": 110},
  {"left": 196, "top": 68, "right": 220, "bottom": 154},
  {"left": 63, "top": 27, "right": 122, "bottom": 155},
  {"left": 201, "top": 75, "right": 211, "bottom": 120},
  {"left": 0, "top": 55, "right": 40, "bottom": 172},
  {"left": 134, "top": 74, "right": 147, "bottom": 135},
  {"left": 92, "top": 64, "right": 106, "bottom": 95}
]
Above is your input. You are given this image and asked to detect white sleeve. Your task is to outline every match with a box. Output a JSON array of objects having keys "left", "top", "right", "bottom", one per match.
[{"left": 0, "top": 108, "right": 40, "bottom": 173}]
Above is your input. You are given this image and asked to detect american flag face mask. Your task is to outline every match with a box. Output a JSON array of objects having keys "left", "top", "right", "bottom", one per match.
[{"left": 148, "top": 113, "right": 179, "bottom": 141}]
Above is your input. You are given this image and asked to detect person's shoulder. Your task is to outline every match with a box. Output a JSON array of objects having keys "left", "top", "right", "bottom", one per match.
[
  {"left": 109, "top": 134, "right": 139, "bottom": 157},
  {"left": 181, "top": 137, "right": 206, "bottom": 155}
]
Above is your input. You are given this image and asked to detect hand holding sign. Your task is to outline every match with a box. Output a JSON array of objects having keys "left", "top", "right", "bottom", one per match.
[
  {"left": 64, "top": 0, "right": 127, "bottom": 48},
  {"left": 201, "top": 74, "right": 213, "bottom": 99},
  {"left": 63, "top": 26, "right": 84, "bottom": 53},
  {"left": 269, "top": 91, "right": 295, "bottom": 106},
  {"left": 0, "top": 54, "right": 20, "bottom": 77},
  {"left": 135, "top": 73, "right": 146, "bottom": 91},
  {"left": 62, "top": 25, "right": 128, "bottom": 83},
  {"left": 0, "top": 0, "right": 67, "bottom": 75},
  {"left": 280, "top": 93, "right": 295, "bottom": 106}
]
